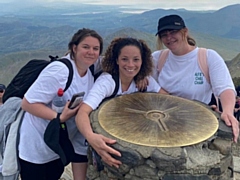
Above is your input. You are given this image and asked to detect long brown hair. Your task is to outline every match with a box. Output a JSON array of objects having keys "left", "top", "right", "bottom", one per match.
[{"left": 67, "top": 28, "right": 103, "bottom": 59}]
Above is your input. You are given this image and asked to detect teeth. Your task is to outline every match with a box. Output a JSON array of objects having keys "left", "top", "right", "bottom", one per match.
[{"left": 127, "top": 69, "right": 134, "bottom": 72}]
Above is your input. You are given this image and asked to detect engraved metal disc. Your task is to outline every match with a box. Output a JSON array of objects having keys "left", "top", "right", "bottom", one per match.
[{"left": 95, "top": 93, "right": 219, "bottom": 147}]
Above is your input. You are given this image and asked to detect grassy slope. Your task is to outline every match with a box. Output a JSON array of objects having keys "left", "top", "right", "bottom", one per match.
[{"left": 0, "top": 28, "right": 240, "bottom": 86}]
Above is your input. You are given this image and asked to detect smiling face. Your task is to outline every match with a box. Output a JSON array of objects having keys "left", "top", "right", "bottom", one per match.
[
  {"left": 73, "top": 36, "right": 101, "bottom": 69},
  {"left": 160, "top": 28, "right": 188, "bottom": 54},
  {"left": 117, "top": 45, "right": 142, "bottom": 81}
]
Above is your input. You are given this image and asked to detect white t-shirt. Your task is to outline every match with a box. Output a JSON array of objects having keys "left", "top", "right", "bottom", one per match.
[
  {"left": 19, "top": 54, "right": 94, "bottom": 164},
  {"left": 84, "top": 72, "right": 161, "bottom": 110},
  {"left": 151, "top": 47, "right": 235, "bottom": 104}
]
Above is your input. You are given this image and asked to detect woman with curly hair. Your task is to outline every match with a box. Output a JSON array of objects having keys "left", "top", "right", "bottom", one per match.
[{"left": 75, "top": 37, "right": 167, "bottom": 169}]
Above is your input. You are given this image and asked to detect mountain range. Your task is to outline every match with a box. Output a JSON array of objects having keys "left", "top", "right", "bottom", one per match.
[{"left": 0, "top": 2, "right": 240, "bottom": 85}]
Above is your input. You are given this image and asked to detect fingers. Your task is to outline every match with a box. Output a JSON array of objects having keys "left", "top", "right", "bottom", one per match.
[
  {"left": 92, "top": 135, "right": 122, "bottom": 168},
  {"left": 221, "top": 113, "right": 239, "bottom": 143},
  {"left": 232, "top": 119, "right": 239, "bottom": 143},
  {"left": 103, "top": 136, "right": 117, "bottom": 146},
  {"left": 100, "top": 151, "right": 122, "bottom": 168},
  {"left": 135, "top": 78, "right": 148, "bottom": 91}
]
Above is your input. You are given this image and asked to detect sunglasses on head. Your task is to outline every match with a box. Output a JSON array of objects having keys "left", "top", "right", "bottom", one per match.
[{"left": 0, "top": 89, "right": 4, "bottom": 93}]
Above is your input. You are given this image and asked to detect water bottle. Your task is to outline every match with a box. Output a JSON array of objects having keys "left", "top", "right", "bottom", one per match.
[{"left": 52, "top": 88, "right": 66, "bottom": 113}]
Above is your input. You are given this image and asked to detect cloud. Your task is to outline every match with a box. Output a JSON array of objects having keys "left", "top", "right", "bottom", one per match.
[{"left": 3, "top": 0, "right": 240, "bottom": 11}]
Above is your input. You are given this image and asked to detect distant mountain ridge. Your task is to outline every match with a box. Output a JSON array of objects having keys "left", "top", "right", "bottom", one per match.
[
  {"left": 0, "top": 4, "right": 239, "bottom": 56},
  {"left": 0, "top": 3, "right": 239, "bottom": 39},
  {"left": 0, "top": 27, "right": 240, "bottom": 85},
  {"left": 0, "top": 3, "right": 240, "bottom": 85},
  {"left": 119, "top": 4, "right": 240, "bottom": 39}
]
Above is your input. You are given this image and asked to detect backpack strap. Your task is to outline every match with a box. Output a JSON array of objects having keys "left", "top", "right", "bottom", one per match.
[
  {"left": 108, "top": 74, "right": 119, "bottom": 99},
  {"left": 157, "top": 48, "right": 210, "bottom": 85},
  {"left": 157, "top": 49, "right": 170, "bottom": 73},
  {"left": 89, "top": 64, "right": 95, "bottom": 76},
  {"left": 197, "top": 48, "right": 220, "bottom": 109},
  {"left": 99, "top": 74, "right": 119, "bottom": 104},
  {"left": 88, "top": 64, "right": 103, "bottom": 81},
  {"left": 197, "top": 48, "right": 210, "bottom": 84},
  {"left": 56, "top": 58, "right": 74, "bottom": 92}
]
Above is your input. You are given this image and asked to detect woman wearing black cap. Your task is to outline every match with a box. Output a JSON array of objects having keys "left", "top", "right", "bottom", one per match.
[
  {"left": 152, "top": 14, "right": 239, "bottom": 143},
  {"left": 0, "top": 84, "right": 6, "bottom": 106}
]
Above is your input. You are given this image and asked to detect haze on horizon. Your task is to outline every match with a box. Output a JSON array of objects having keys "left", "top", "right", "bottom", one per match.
[{"left": 2, "top": 0, "right": 240, "bottom": 11}]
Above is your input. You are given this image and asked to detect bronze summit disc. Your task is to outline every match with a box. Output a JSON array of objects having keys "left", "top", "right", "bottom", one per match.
[{"left": 96, "top": 93, "right": 219, "bottom": 147}]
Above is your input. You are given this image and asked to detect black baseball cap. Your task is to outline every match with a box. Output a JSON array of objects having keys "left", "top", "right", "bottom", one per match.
[
  {"left": 0, "top": 84, "right": 6, "bottom": 90},
  {"left": 156, "top": 14, "right": 186, "bottom": 36}
]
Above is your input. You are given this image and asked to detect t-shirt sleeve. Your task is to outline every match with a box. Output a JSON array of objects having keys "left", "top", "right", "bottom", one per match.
[
  {"left": 83, "top": 73, "right": 116, "bottom": 110},
  {"left": 207, "top": 49, "right": 236, "bottom": 96},
  {"left": 25, "top": 61, "right": 69, "bottom": 104}
]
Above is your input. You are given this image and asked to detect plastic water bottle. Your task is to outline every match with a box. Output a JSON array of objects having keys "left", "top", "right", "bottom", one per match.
[{"left": 52, "top": 88, "right": 66, "bottom": 113}]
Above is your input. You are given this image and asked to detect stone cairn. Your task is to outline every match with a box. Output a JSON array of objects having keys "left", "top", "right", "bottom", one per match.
[{"left": 87, "top": 114, "right": 234, "bottom": 180}]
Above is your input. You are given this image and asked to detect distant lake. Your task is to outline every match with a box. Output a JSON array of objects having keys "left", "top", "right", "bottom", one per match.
[
  {"left": 62, "top": 11, "right": 108, "bottom": 15},
  {"left": 120, "top": 10, "right": 147, "bottom": 14}
]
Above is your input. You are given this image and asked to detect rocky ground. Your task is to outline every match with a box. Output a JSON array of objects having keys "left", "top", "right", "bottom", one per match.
[
  {"left": 60, "top": 164, "right": 73, "bottom": 180},
  {"left": 60, "top": 157, "right": 240, "bottom": 180}
]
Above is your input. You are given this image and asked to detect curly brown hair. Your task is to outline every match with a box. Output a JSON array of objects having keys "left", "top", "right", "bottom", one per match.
[{"left": 101, "top": 37, "right": 153, "bottom": 83}]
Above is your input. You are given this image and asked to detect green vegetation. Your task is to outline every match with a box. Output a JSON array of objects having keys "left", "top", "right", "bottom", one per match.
[
  {"left": 1, "top": 27, "right": 240, "bottom": 86},
  {"left": 0, "top": 4, "right": 240, "bottom": 86},
  {"left": 0, "top": 49, "right": 66, "bottom": 85}
]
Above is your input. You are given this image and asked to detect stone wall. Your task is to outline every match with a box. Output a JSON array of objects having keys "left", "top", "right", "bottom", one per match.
[{"left": 86, "top": 118, "right": 235, "bottom": 180}]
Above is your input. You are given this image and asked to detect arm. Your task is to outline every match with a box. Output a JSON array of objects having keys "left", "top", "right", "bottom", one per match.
[
  {"left": 22, "top": 98, "right": 57, "bottom": 120},
  {"left": 220, "top": 89, "right": 239, "bottom": 143},
  {"left": 22, "top": 97, "right": 80, "bottom": 122},
  {"left": 207, "top": 50, "right": 238, "bottom": 141},
  {"left": 75, "top": 103, "right": 122, "bottom": 168},
  {"left": 21, "top": 61, "right": 80, "bottom": 122}
]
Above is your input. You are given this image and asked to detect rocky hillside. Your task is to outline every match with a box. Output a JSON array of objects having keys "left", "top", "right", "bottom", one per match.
[{"left": 226, "top": 53, "right": 240, "bottom": 78}]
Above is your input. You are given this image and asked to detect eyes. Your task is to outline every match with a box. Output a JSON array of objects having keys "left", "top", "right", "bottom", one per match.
[
  {"left": 121, "top": 57, "right": 141, "bottom": 62},
  {"left": 159, "top": 29, "right": 180, "bottom": 39},
  {"left": 82, "top": 45, "right": 100, "bottom": 51}
]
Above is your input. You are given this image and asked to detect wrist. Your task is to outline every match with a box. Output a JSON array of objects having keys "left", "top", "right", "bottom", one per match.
[
  {"left": 86, "top": 132, "right": 95, "bottom": 142},
  {"left": 56, "top": 113, "right": 64, "bottom": 123}
]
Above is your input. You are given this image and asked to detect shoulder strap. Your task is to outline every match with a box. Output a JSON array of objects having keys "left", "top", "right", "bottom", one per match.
[
  {"left": 56, "top": 58, "right": 74, "bottom": 92},
  {"left": 108, "top": 74, "right": 119, "bottom": 99},
  {"left": 89, "top": 64, "right": 95, "bottom": 76},
  {"left": 87, "top": 64, "right": 103, "bottom": 81},
  {"left": 157, "top": 49, "right": 170, "bottom": 73},
  {"left": 99, "top": 74, "right": 119, "bottom": 103},
  {"left": 197, "top": 48, "right": 219, "bottom": 108},
  {"left": 157, "top": 48, "right": 210, "bottom": 84},
  {"left": 197, "top": 48, "right": 210, "bottom": 84}
]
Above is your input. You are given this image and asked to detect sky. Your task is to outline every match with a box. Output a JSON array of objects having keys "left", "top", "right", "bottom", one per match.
[
  {"left": 44, "top": 0, "right": 240, "bottom": 11},
  {"left": 1, "top": 0, "right": 239, "bottom": 11}
]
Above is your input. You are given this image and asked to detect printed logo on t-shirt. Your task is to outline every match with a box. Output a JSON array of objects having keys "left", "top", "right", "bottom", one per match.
[{"left": 194, "top": 72, "right": 204, "bottom": 85}]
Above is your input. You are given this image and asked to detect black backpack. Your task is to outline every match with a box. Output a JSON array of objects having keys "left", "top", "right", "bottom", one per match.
[
  {"left": 2, "top": 56, "right": 118, "bottom": 104},
  {"left": 3, "top": 56, "right": 77, "bottom": 104}
]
